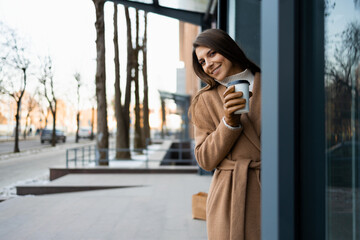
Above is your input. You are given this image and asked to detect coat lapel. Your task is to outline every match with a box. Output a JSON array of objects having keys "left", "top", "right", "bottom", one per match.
[{"left": 241, "top": 114, "right": 261, "bottom": 152}]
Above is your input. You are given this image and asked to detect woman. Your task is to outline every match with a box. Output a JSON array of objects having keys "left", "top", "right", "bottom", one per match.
[{"left": 190, "top": 29, "right": 261, "bottom": 240}]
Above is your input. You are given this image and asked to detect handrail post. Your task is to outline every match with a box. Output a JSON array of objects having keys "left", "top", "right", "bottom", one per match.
[
  {"left": 66, "top": 149, "right": 69, "bottom": 168},
  {"left": 74, "top": 148, "right": 77, "bottom": 167},
  {"left": 95, "top": 147, "right": 98, "bottom": 165},
  {"left": 82, "top": 146, "right": 85, "bottom": 166},
  {"left": 88, "top": 145, "right": 91, "bottom": 164}
]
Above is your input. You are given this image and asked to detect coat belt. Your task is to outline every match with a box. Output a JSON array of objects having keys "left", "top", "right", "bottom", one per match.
[{"left": 217, "top": 159, "right": 261, "bottom": 240}]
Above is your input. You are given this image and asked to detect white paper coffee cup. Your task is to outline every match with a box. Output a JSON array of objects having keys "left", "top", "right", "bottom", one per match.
[{"left": 227, "top": 80, "right": 250, "bottom": 114}]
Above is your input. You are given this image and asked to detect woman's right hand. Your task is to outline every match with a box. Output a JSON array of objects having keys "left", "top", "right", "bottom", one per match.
[{"left": 223, "top": 85, "right": 250, "bottom": 127}]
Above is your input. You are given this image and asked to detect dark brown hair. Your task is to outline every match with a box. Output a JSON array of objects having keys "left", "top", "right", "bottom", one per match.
[{"left": 189, "top": 29, "right": 260, "bottom": 123}]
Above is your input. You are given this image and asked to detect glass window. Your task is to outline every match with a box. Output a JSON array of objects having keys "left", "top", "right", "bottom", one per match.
[
  {"left": 325, "top": 0, "right": 360, "bottom": 239},
  {"left": 234, "top": 0, "right": 260, "bottom": 66},
  {"left": 128, "top": 0, "right": 153, "bottom": 4},
  {"left": 158, "top": 0, "right": 210, "bottom": 13}
]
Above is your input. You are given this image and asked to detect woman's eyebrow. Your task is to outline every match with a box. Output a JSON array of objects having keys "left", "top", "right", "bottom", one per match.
[{"left": 198, "top": 49, "right": 213, "bottom": 61}]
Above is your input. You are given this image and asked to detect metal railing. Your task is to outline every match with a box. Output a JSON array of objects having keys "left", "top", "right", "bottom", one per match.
[
  {"left": 66, "top": 145, "right": 96, "bottom": 167},
  {"left": 65, "top": 140, "right": 196, "bottom": 168}
]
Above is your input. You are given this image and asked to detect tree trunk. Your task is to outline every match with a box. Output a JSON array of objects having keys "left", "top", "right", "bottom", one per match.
[
  {"left": 13, "top": 68, "right": 26, "bottom": 153},
  {"left": 74, "top": 73, "right": 81, "bottom": 144},
  {"left": 142, "top": 12, "right": 150, "bottom": 146},
  {"left": 51, "top": 101, "right": 57, "bottom": 147},
  {"left": 91, "top": 106, "right": 95, "bottom": 140},
  {"left": 14, "top": 102, "right": 20, "bottom": 153},
  {"left": 93, "top": 0, "right": 109, "bottom": 165},
  {"left": 124, "top": 7, "right": 132, "bottom": 149},
  {"left": 23, "top": 113, "right": 30, "bottom": 139},
  {"left": 113, "top": 2, "right": 130, "bottom": 159},
  {"left": 76, "top": 112, "right": 80, "bottom": 143},
  {"left": 134, "top": 10, "right": 144, "bottom": 150}
]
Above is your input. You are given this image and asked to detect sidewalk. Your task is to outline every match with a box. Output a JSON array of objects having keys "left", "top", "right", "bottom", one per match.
[
  {"left": 0, "top": 135, "right": 38, "bottom": 143},
  {"left": 0, "top": 173, "right": 211, "bottom": 240},
  {"left": 0, "top": 138, "right": 212, "bottom": 240}
]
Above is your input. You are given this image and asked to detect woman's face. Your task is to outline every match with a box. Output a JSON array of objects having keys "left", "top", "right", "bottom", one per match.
[{"left": 195, "top": 46, "right": 242, "bottom": 81}]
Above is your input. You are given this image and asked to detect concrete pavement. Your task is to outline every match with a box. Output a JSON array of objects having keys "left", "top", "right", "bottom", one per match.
[{"left": 0, "top": 173, "right": 211, "bottom": 240}]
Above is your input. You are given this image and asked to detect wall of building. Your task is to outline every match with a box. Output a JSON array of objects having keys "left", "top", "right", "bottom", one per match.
[
  {"left": 178, "top": 21, "right": 200, "bottom": 139},
  {"left": 178, "top": 21, "right": 200, "bottom": 98}
]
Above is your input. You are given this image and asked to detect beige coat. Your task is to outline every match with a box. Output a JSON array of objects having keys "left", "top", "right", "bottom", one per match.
[{"left": 193, "top": 73, "right": 261, "bottom": 240}]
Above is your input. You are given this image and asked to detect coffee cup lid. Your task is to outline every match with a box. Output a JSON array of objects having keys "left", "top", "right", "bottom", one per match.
[{"left": 226, "top": 80, "right": 250, "bottom": 87}]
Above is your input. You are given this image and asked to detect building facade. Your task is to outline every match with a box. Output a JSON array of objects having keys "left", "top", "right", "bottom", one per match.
[
  {"left": 257, "top": 0, "right": 360, "bottom": 239},
  {"left": 114, "top": 0, "right": 360, "bottom": 238}
]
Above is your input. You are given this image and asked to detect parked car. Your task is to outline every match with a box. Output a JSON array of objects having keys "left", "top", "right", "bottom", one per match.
[
  {"left": 78, "top": 127, "right": 92, "bottom": 139},
  {"left": 40, "top": 129, "right": 66, "bottom": 144}
]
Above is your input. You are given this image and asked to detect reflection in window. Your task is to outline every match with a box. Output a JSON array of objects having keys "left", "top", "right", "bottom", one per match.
[
  {"left": 158, "top": 0, "right": 210, "bottom": 13},
  {"left": 128, "top": 0, "right": 153, "bottom": 4},
  {"left": 325, "top": 0, "right": 360, "bottom": 239}
]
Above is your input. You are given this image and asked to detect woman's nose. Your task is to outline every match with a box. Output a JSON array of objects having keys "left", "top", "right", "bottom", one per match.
[{"left": 204, "top": 59, "right": 213, "bottom": 72}]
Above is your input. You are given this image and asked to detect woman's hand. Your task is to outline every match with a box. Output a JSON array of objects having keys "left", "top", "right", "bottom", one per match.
[{"left": 223, "top": 85, "right": 252, "bottom": 127}]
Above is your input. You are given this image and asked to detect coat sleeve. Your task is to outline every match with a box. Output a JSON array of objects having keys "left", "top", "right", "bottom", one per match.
[{"left": 194, "top": 94, "right": 243, "bottom": 171}]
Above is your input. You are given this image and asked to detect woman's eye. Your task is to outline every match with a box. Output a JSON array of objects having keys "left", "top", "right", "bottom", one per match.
[
  {"left": 199, "top": 60, "right": 205, "bottom": 66},
  {"left": 209, "top": 51, "right": 216, "bottom": 57}
]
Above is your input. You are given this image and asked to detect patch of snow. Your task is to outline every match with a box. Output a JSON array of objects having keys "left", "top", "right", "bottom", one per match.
[{"left": 0, "top": 173, "right": 49, "bottom": 199}]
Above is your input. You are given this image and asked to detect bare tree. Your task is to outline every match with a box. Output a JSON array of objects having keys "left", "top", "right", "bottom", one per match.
[
  {"left": 141, "top": 12, "right": 150, "bottom": 145},
  {"left": 23, "top": 94, "right": 37, "bottom": 139},
  {"left": 74, "top": 72, "right": 81, "bottom": 143},
  {"left": 124, "top": 8, "right": 149, "bottom": 151},
  {"left": 133, "top": 9, "right": 144, "bottom": 150},
  {"left": 124, "top": 7, "right": 133, "bottom": 151},
  {"left": 92, "top": 0, "right": 109, "bottom": 165},
  {"left": 0, "top": 24, "right": 30, "bottom": 152},
  {"left": 38, "top": 56, "right": 58, "bottom": 147},
  {"left": 91, "top": 105, "right": 95, "bottom": 140},
  {"left": 325, "top": 21, "right": 360, "bottom": 145},
  {"left": 113, "top": 3, "right": 130, "bottom": 159},
  {"left": 41, "top": 105, "right": 50, "bottom": 130},
  {"left": 32, "top": 86, "right": 48, "bottom": 131}
]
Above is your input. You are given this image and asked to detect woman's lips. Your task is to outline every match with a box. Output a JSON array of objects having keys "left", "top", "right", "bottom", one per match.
[{"left": 211, "top": 65, "right": 221, "bottom": 75}]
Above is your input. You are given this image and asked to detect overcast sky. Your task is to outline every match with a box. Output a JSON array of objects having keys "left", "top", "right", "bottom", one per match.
[{"left": 0, "top": 0, "right": 180, "bottom": 110}]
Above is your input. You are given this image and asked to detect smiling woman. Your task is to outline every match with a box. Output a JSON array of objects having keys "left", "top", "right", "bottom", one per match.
[{"left": 190, "top": 29, "right": 261, "bottom": 240}]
